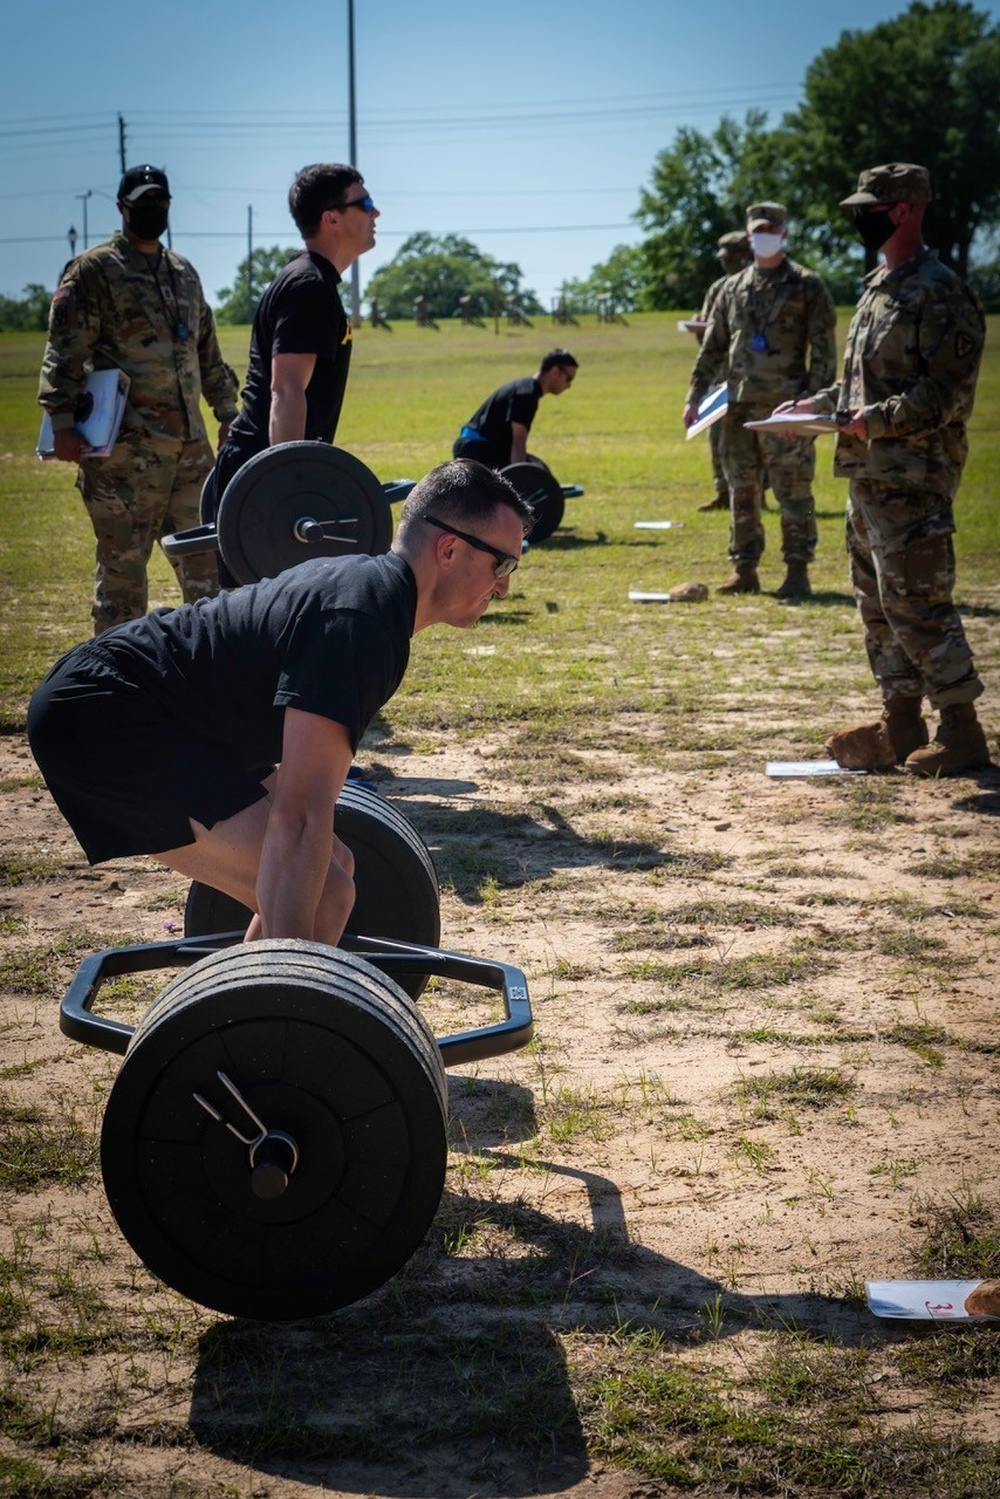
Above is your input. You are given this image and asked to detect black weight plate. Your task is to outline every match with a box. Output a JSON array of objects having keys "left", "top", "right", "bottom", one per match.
[
  {"left": 100, "top": 941, "right": 448, "bottom": 1320},
  {"left": 501, "top": 458, "right": 566, "bottom": 543},
  {"left": 217, "top": 441, "right": 392, "bottom": 584},
  {"left": 199, "top": 465, "right": 218, "bottom": 526},
  {"left": 183, "top": 783, "right": 440, "bottom": 999}
]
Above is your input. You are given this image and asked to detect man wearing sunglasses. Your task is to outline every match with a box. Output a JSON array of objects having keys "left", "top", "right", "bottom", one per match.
[
  {"left": 209, "top": 163, "right": 380, "bottom": 546},
  {"left": 29, "top": 459, "right": 533, "bottom": 946}
]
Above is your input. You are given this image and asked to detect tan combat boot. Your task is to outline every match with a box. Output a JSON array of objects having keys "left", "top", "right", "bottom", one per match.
[
  {"left": 717, "top": 565, "right": 760, "bottom": 595},
  {"left": 904, "top": 703, "right": 991, "bottom": 777},
  {"left": 826, "top": 697, "right": 927, "bottom": 771},
  {"left": 697, "top": 495, "right": 729, "bottom": 512},
  {"left": 775, "top": 562, "right": 811, "bottom": 599}
]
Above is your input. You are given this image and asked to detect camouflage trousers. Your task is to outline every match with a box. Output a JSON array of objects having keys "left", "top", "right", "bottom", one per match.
[
  {"left": 77, "top": 433, "right": 219, "bottom": 635},
  {"left": 709, "top": 420, "right": 727, "bottom": 500},
  {"left": 722, "top": 404, "right": 817, "bottom": 565},
  {"left": 846, "top": 479, "right": 983, "bottom": 708}
]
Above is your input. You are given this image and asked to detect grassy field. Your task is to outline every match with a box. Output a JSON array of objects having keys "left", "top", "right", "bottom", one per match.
[
  {"left": 1, "top": 312, "right": 997, "bottom": 733},
  {"left": 1, "top": 313, "right": 999, "bottom": 1499}
]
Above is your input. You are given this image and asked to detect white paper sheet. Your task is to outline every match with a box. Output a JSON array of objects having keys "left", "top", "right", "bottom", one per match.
[
  {"left": 37, "top": 368, "right": 130, "bottom": 459},
  {"left": 765, "top": 760, "right": 866, "bottom": 777},
  {"left": 866, "top": 1280, "right": 1000, "bottom": 1321},
  {"left": 744, "top": 412, "right": 841, "bottom": 436},
  {"left": 686, "top": 385, "right": 728, "bottom": 439}
]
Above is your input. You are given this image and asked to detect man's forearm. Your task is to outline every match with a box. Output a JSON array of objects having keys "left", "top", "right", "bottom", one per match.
[{"left": 269, "top": 386, "right": 308, "bottom": 446}]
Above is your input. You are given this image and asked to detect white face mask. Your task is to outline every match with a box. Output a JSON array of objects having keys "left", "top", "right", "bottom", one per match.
[{"left": 750, "top": 230, "right": 785, "bottom": 258}]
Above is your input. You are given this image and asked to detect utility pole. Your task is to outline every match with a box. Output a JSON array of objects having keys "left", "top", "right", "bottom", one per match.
[
  {"left": 76, "top": 191, "right": 92, "bottom": 249},
  {"left": 347, "top": 0, "right": 361, "bottom": 328},
  {"left": 247, "top": 205, "right": 254, "bottom": 319},
  {"left": 118, "top": 114, "right": 127, "bottom": 175}
]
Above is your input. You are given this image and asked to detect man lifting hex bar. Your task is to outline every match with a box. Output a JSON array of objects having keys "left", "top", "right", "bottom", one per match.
[{"left": 28, "top": 461, "right": 533, "bottom": 947}]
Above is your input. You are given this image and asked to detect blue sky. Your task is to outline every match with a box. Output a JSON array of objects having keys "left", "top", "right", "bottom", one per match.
[{"left": 2, "top": 0, "right": 997, "bottom": 311}]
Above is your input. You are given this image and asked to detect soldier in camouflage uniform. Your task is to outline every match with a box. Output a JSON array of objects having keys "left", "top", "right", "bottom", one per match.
[
  {"left": 689, "top": 230, "right": 752, "bottom": 513},
  {"left": 778, "top": 163, "right": 990, "bottom": 777},
  {"left": 38, "top": 165, "right": 239, "bottom": 634},
  {"left": 684, "top": 202, "right": 837, "bottom": 598}
]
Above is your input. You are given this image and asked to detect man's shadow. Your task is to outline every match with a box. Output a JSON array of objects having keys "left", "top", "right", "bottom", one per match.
[{"left": 188, "top": 1078, "right": 877, "bottom": 1497}]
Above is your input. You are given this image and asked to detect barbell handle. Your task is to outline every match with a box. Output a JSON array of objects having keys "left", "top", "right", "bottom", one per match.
[{"left": 161, "top": 523, "right": 219, "bottom": 559}]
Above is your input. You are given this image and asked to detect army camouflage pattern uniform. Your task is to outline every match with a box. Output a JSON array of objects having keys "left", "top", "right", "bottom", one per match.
[
  {"left": 39, "top": 233, "right": 239, "bottom": 633},
  {"left": 812, "top": 247, "right": 986, "bottom": 707},
  {"left": 698, "top": 270, "right": 736, "bottom": 503},
  {"left": 688, "top": 256, "right": 837, "bottom": 567}
]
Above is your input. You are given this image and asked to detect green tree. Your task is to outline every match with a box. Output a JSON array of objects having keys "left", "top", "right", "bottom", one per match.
[
  {"left": 0, "top": 283, "right": 52, "bottom": 332},
  {"left": 215, "top": 246, "right": 299, "bottom": 323},
  {"left": 363, "top": 233, "right": 542, "bottom": 321},
  {"left": 635, "top": 112, "right": 789, "bottom": 309},
  {"left": 780, "top": 1, "right": 1000, "bottom": 275},
  {"left": 559, "top": 245, "right": 647, "bottom": 315}
]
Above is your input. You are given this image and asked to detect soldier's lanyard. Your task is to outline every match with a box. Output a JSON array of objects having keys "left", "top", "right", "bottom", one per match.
[
  {"left": 149, "top": 252, "right": 190, "bottom": 344},
  {"left": 747, "top": 267, "right": 784, "bottom": 354}
]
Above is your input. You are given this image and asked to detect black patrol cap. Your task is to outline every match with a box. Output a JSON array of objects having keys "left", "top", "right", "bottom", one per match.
[{"left": 117, "top": 165, "right": 171, "bottom": 203}]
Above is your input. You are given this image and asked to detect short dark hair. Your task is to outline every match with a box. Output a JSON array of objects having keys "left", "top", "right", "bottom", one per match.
[
  {"left": 540, "top": 349, "right": 579, "bottom": 374},
  {"left": 395, "top": 460, "right": 534, "bottom": 547},
  {"left": 289, "top": 163, "right": 363, "bottom": 237}
]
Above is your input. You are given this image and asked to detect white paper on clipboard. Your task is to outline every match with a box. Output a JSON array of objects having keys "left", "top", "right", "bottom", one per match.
[
  {"left": 744, "top": 412, "right": 842, "bottom": 437},
  {"left": 686, "top": 385, "right": 728, "bottom": 440},
  {"left": 37, "top": 368, "right": 130, "bottom": 459}
]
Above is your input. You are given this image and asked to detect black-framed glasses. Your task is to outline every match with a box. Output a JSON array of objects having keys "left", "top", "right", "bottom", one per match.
[
  {"left": 424, "top": 515, "right": 520, "bottom": 577},
  {"left": 335, "top": 194, "right": 376, "bottom": 213}
]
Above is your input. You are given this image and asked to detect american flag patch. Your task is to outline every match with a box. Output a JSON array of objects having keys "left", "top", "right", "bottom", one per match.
[{"left": 52, "top": 286, "right": 71, "bottom": 303}]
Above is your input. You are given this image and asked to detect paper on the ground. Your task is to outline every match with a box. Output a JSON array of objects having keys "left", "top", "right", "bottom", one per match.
[
  {"left": 744, "top": 412, "right": 841, "bottom": 437},
  {"left": 686, "top": 385, "right": 728, "bottom": 440},
  {"left": 866, "top": 1280, "right": 1000, "bottom": 1321},
  {"left": 634, "top": 520, "right": 684, "bottom": 529},
  {"left": 628, "top": 590, "right": 676, "bottom": 602},
  {"left": 677, "top": 318, "right": 707, "bottom": 334},
  {"left": 37, "top": 368, "right": 130, "bottom": 459},
  {"left": 765, "top": 760, "right": 866, "bottom": 777}
]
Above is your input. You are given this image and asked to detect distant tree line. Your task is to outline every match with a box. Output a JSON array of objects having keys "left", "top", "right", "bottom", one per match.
[
  {"left": 0, "top": 284, "right": 51, "bottom": 333},
  {"left": 630, "top": 0, "right": 1000, "bottom": 311}
]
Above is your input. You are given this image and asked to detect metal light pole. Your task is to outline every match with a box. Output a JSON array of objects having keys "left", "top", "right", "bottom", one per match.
[
  {"left": 347, "top": 0, "right": 361, "bottom": 327},
  {"left": 76, "top": 190, "right": 92, "bottom": 249},
  {"left": 247, "top": 204, "right": 254, "bottom": 318}
]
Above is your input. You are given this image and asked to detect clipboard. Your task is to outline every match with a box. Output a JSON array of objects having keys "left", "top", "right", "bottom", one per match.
[
  {"left": 37, "top": 368, "right": 131, "bottom": 459},
  {"left": 744, "top": 412, "right": 842, "bottom": 437},
  {"left": 686, "top": 385, "right": 728, "bottom": 440}
]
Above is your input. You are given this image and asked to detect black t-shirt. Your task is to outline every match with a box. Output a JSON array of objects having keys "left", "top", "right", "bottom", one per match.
[
  {"left": 93, "top": 552, "right": 416, "bottom": 763},
  {"left": 461, "top": 377, "right": 541, "bottom": 467},
  {"left": 229, "top": 250, "right": 352, "bottom": 447}
]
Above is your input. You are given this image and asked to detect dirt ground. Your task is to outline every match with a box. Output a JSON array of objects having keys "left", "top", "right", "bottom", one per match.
[{"left": 1, "top": 714, "right": 999, "bottom": 1498}]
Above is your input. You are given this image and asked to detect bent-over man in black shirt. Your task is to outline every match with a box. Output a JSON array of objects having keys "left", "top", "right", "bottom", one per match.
[
  {"left": 452, "top": 349, "right": 578, "bottom": 469},
  {"left": 28, "top": 461, "right": 533, "bottom": 945}
]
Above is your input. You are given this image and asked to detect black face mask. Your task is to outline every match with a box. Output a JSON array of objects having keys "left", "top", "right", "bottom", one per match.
[
  {"left": 854, "top": 207, "right": 897, "bottom": 253},
  {"left": 127, "top": 198, "right": 170, "bottom": 241}
]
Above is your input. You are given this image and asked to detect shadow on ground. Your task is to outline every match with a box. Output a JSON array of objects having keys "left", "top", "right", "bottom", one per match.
[{"left": 188, "top": 1080, "right": 876, "bottom": 1498}]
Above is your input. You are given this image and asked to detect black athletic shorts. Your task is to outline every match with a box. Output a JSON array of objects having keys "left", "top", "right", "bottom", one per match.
[{"left": 27, "top": 642, "right": 270, "bottom": 865}]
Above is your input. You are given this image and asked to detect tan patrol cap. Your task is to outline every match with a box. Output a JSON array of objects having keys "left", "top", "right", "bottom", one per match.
[
  {"left": 716, "top": 229, "right": 750, "bottom": 260},
  {"left": 840, "top": 163, "right": 931, "bottom": 207},
  {"left": 746, "top": 202, "right": 786, "bottom": 231}
]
